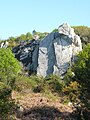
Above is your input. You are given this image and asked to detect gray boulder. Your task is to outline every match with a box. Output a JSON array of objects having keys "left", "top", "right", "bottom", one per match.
[{"left": 37, "top": 23, "right": 82, "bottom": 77}]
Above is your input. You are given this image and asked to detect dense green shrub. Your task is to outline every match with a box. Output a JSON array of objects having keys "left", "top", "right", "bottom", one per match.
[
  {"left": 63, "top": 69, "right": 74, "bottom": 85},
  {"left": 73, "top": 44, "right": 90, "bottom": 92},
  {"left": 14, "top": 75, "right": 64, "bottom": 96},
  {"left": 71, "top": 44, "right": 90, "bottom": 119},
  {"left": 63, "top": 81, "right": 81, "bottom": 103},
  {"left": 0, "top": 48, "right": 21, "bottom": 85},
  {"left": 0, "top": 48, "right": 21, "bottom": 119},
  {"left": 0, "top": 82, "right": 14, "bottom": 119},
  {"left": 0, "top": 82, "right": 11, "bottom": 99},
  {"left": 44, "top": 75, "right": 64, "bottom": 93},
  {"left": 33, "top": 75, "right": 65, "bottom": 95}
]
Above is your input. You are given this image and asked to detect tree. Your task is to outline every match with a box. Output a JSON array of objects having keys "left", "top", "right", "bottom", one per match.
[
  {"left": 73, "top": 26, "right": 90, "bottom": 45},
  {"left": 19, "top": 34, "right": 27, "bottom": 40},
  {"left": 26, "top": 32, "right": 33, "bottom": 40},
  {"left": 0, "top": 48, "right": 21, "bottom": 85},
  {"left": 9, "top": 37, "right": 16, "bottom": 41}
]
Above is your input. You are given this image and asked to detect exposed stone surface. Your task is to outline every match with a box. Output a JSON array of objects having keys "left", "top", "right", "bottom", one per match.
[
  {"left": 0, "top": 41, "right": 9, "bottom": 48},
  {"left": 12, "top": 23, "right": 82, "bottom": 77},
  {"left": 37, "top": 23, "right": 82, "bottom": 77},
  {"left": 12, "top": 39, "right": 39, "bottom": 73}
]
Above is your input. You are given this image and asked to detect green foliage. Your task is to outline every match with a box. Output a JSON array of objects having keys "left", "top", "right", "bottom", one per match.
[
  {"left": 18, "top": 32, "right": 33, "bottom": 41},
  {"left": 62, "top": 44, "right": 90, "bottom": 118},
  {"left": 0, "top": 48, "right": 21, "bottom": 85},
  {"left": 8, "top": 37, "right": 17, "bottom": 47},
  {"left": 44, "top": 75, "right": 64, "bottom": 94},
  {"left": 6, "top": 32, "right": 33, "bottom": 47},
  {"left": 73, "top": 26, "right": 90, "bottom": 46},
  {"left": 72, "top": 44, "right": 90, "bottom": 118},
  {"left": 7, "top": 31, "right": 49, "bottom": 48},
  {"left": 14, "top": 75, "right": 64, "bottom": 96},
  {"left": 26, "top": 32, "right": 33, "bottom": 40},
  {"left": 0, "top": 49, "right": 21, "bottom": 118},
  {"left": 63, "top": 81, "right": 81, "bottom": 103},
  {"left": 14, "top": 75, "right": 40, "bottom": 92},
  {"left": 32, "top": 75, "right": 64, "bottom": 95},
  {"left": 0, "top": 82, "right": 11, "bottom": 99},
  {"left": 73, "top": 26, "right": 90, "bottom": 36},
  {"left": 0, "top": 82, "right": 14, "bottom": 119},
  {"left": 73, "top": 44, "right": 90, "bottom": 90},
  {"left": 63, "top": 69, "right": 74, "bottom": 85},
  {"left": 14, "top": 75, "right": 45, "bottom": 93}
]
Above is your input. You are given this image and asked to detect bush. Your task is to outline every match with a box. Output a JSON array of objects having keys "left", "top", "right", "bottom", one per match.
[
  {"left": 63, "top": 81, "right": 81, "bottom": 103},
  {"left": 14, "top": 75, "right": 43, "bottom": 93},
  {"left": 14, "top": 75, "right": 64, "bottom": 97},
  {"left": 0, "top": 82, "right": 14, "bottom": 119},
  {"left": 73, "top": 44, "right": 90, "bottom": 93},
  {"left": 14, "top": 75, "right": 36, "bottom": 92},
  {"left": 44, "top": 75, "right": 64, "bottom": 94},
  {"left": 0, "top": 82, "right": 11, "bottom": 99},
  {"left": 63, "top": 69, "right": 74, "bottom": 85},
  {"left": 0, "top": 48, "right": 21, "bottom": 85},
  {"left": 0, "top": 48, "right": 21, "bottom": 119},
  {"left": 33, "top": 75, "right": 64, "bottom": 94}
]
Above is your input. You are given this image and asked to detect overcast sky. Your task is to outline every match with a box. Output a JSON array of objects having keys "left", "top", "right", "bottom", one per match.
[{"left": 0, "top": 0, "right": 90, "bottom": 39}]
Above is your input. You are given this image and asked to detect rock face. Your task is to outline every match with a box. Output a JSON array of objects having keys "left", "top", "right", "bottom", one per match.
[
  {"left": 0, "top": 41, "right": 9, "bottom": 48},
  {"left": 12, "top": 23, "right": 82, "bottom": 77},
  {"left": 37, "top": 23, "right": 82, "bottom": 77},
  {"left": 12, "top": 39, "right": 39, "bottom": 73}
]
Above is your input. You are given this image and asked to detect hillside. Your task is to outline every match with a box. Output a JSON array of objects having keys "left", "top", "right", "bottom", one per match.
[
  {"left": 12, "top": 91, "right": 74, "bottom": 120},
  {"left": 0, "top": 25, "right": 90, "bottom": 120}
]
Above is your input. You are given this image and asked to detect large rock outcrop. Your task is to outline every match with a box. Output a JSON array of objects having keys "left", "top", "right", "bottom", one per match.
[
  {"left": 12, "top": 23, "right": 82, "bottom": 77},
  {"left": 12, "top": 39, "right": 39, "bottom": 74},
  {"left": 37, "top": 23, "right": 82, "bottom": 77}
]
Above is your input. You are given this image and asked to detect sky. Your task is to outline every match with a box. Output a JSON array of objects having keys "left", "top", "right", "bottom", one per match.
[{"left": 0, "top": 0, "right": 90, "bottom": 39}]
